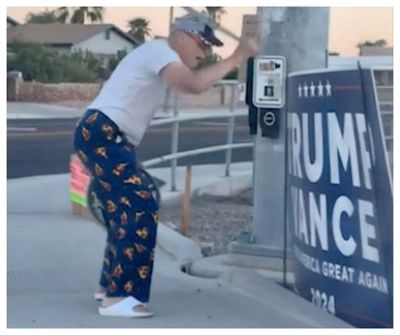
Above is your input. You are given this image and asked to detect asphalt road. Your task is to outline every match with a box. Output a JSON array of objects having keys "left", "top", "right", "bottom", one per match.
[{"left": 7, "top": 116, "right": 254, "bottom": 179}]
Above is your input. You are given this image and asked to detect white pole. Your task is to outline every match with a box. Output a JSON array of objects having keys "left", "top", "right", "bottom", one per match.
[{"left": 231, "top": 7, "right": 330, "bottom": 259}]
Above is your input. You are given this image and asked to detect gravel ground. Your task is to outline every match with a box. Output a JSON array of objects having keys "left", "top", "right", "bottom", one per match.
[{"left": 160, "top": 188, "right": 254, "bottom": 256}]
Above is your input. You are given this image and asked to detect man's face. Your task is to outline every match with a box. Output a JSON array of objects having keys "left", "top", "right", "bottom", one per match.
[{"left": 179, "top": 32, "right": 212, "bottom": 69}]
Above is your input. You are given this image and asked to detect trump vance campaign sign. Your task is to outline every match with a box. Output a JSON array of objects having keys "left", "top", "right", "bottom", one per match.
[{"left": 286, "top": 69, "right": 392, "bottom": 328}]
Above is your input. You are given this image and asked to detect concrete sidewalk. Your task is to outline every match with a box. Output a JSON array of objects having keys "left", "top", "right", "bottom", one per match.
[
  {"left": 7, "top": 102, "right": 247, "bottom": 120},
  {"left": 7, "top": 164, "right": 351, "bottom": 328},
  {"left": 7, "top": 102, "right": 84, "bottom": 119}
]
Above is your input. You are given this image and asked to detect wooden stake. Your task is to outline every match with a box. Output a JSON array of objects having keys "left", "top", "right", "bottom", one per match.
[{"left": 180, "top": 165, "right": 192, "bottom": 235}]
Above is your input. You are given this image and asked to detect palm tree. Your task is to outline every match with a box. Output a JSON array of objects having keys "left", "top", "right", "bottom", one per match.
[
  {"left": 374, "top": 39, "right": 388, "bottom": 47},
  {"left": 25, "top": 9, "right": 64, "bottom": 23},
  {"left": 127, "top": 18, "right": 152, "bottom": 44},
  {"left": 72, "top": 7, "right": 104, "bottom": 24},
  {"left": 356, "top": 39, "right": 387, "bottom": 55},
  {"left": 205, "top": 7, "right": 226, "bottom": 25},
  {"left": 54, "top": 7, "right": 70, "bottom": 23},
  {"left": 55, "top": 7, "right": 104, "bottom": 24}
]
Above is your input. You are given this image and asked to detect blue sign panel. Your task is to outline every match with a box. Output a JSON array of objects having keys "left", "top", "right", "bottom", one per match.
[{"left": 286, "top": 69, "right": 393, "bottom": 327}]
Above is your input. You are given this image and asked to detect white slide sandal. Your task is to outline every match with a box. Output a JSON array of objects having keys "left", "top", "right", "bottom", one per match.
[{"left": 98, "top": 296, "right": 154, "bottom": 318}]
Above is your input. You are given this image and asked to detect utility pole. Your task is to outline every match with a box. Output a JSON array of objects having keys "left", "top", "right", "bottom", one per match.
[
  {"left": 231, "top": 7, "right": 330, "bottom": 262},
  {"left": 169, "top": 7, "right": 174, "bottom": 35}
]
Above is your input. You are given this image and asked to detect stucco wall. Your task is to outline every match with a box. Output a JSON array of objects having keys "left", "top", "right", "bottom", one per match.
[
  {"left": 12, "top": 80, "right": 101, "bottom": 103},
  {"left": 7, "top": 79, "right": 243, "bottom": 108}
]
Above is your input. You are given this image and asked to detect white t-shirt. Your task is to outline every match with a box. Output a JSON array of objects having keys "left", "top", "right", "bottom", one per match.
[{"left": 87, "top": 39, "right": 180, "bottom": 146}]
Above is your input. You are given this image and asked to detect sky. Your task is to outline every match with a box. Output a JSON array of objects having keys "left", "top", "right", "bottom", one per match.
[{"left": 7, "top": 6, "right": 393, "bottom": 58}]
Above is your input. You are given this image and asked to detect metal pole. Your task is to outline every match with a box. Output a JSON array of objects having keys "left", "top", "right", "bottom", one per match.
[
  {"left": 283, "top": 76, "right": 290, "bottom": 287},
  {"left": 180, "top": 165, "right": 192, "bottom": 235},
  {"left": 169, "top": 7, "right": 174, "bottom": 35},
  {"left": 225, "top": 84, "right": 237, "bottom": 177},
  {"left": 231, "top": 7, "right": 330, "bottom": 260},
  {"left": 253, "top": 7, "right": 329, "bottom": 251},
  {"left": 143, "top": 143, "right": 252, "bottom": 168},
  {"left": 170, "top": 91, "right": 179, "bottom": 191}
]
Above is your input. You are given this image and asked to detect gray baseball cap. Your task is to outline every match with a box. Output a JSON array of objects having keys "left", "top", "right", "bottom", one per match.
[{"left": 173, "top": 12, "right": 224, "bottom": 47}]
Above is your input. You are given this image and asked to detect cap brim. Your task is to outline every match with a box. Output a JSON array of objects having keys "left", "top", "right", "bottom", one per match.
[
  {"left": 208, "top": 35, "right": 224, "bottom": 47},
  {"left": 199, "top": 33, "right": 223, "bottom": 47},
  {"left": 201, "top": 25, "right": 224, "bottom": 47}
]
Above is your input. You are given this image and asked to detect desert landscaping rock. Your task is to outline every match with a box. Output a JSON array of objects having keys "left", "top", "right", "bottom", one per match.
[{"left": 160, "top": 188, "right": 253, "bottom": 256}]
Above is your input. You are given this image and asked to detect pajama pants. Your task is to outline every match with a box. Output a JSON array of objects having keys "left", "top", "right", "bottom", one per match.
[{"left": 73, "top": 109, "right": 159, "bottom": 303}]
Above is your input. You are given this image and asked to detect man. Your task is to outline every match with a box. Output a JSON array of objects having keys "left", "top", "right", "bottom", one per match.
[{"left": 73, "top": 11, "right": 257, "bottom": 318}]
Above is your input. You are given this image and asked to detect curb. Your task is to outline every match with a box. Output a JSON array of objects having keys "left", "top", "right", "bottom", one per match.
[
  {"left": 196, "top": 171, "right": 252, "bottom": 197},
  {"left": 158, "top": 170, "right": 252, "bottom": 208},
  {"left": 218, "top": 269, "right": 352, "bottom": 328},
  {"left": 156, "top": 223, "right": 203, "bottom": 263}
]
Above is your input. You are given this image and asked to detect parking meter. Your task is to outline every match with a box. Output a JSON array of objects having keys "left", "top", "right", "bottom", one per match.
[{"left": 246, "top": 56, "right": 286, "bottom": 138}]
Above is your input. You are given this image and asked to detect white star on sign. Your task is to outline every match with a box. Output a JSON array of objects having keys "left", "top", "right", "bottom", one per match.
[
  {"left": 317, "top": 81, "right": 324, "bottom": 97},
  {"left": 309, "top": 82, "right": 316, "bottom": 97},
  {"left": 325, "top": 80, "right": 332, "bottom": 96},
  {"left": 298, "top": 84, "right": 303, "bottom": 98},
  {"left": 303, "top": 83, "right": 309, "bottom": 98}
]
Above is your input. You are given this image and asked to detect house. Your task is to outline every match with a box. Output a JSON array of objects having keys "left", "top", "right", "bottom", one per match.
[
  {"left": 7, "top": 23, "right": 138, "bottom": 59},
  {"left": 7, "top": 16, "right": 19, "bottom": 28},
  {"left": 359, "top": 45, "right": 393, "bottom": 57},
  {"left": 328, "top": 55, "right": 393, "bottom": 70}
]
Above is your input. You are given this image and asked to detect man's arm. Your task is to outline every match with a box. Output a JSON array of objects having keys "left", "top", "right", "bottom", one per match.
[{"left": 161, "top": 39, "right": 257, "bottom": 94}]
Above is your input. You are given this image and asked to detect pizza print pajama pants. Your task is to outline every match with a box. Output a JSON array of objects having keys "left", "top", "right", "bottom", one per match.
[{"left": 73, "top": 109, "right": 159, "bottom": 303}]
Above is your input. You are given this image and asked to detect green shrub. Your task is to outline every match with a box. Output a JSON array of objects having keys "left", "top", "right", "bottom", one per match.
[{"left": 7, "top": 42, "right": 126, "bottom": 83}]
